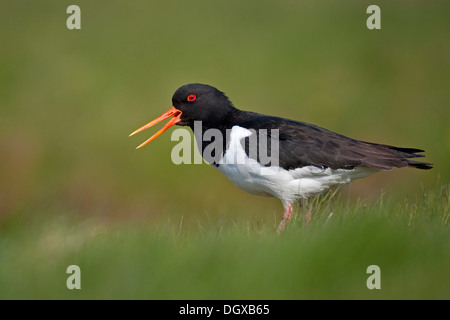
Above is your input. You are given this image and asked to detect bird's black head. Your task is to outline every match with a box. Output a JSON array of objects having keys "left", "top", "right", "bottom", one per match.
[
  {"left": 172, "top": 83, "right": 236, "bottom": 128},
  {"left": 129, "top": 83, "right": 236, "bottom": 149}
]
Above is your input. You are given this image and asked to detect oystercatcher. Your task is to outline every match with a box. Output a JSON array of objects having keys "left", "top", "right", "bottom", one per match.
[{"left": 130, "top": 83, "right": 432, "bottom": 232}]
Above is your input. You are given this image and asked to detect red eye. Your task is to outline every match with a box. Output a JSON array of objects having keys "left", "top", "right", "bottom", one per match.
[{"left": 187, "top": 94, "right": 196, "bottom": 102}]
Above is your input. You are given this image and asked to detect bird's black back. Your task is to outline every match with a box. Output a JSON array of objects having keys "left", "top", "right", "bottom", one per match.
[{"left": 199, "top": 109, "right": 432, "bottom": 171}]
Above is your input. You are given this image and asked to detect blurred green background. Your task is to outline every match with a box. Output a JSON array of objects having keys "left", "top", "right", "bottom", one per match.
[{"left": 0, "top": 1, "right": 449, "bottom": 299}]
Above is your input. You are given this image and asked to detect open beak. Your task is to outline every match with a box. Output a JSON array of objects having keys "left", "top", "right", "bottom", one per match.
[{"left": 129, "top": 106, "right": 182, "bottom": 149}]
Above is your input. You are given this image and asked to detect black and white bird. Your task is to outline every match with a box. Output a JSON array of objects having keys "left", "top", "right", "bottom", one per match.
[{"left": 130, "top": 83, "right": 432, "bottom": 231}]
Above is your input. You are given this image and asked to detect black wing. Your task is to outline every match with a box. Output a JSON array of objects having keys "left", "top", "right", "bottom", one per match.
[{"left": 237, "top": 113, "right": 432, "bottom": 171}]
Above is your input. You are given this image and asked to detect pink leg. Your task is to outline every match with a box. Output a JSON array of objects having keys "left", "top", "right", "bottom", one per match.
[
  {"left": 277, "top": 203, "right": 293, "bottom": 233},
  {"left": 284, "top": 204, "right": 293, "bottom": 221}
]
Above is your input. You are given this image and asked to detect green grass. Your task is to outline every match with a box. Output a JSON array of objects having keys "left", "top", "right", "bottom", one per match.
[{"left": 0, "top": 184, "right": 448, "bottom": 300}]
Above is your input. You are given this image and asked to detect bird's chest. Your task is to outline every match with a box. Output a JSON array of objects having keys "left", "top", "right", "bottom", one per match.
[{"left": 214, "top": 126, "right": 278, "bottom": 197}]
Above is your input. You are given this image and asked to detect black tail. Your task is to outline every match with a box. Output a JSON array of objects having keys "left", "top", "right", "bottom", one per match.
[{"left": 388, "top": 147, "right": 433, "bottom": 170}]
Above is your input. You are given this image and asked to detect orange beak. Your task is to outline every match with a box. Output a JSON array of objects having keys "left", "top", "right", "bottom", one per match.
[{"left": 129, "top": 106, "right": 182, "bottom": 149}]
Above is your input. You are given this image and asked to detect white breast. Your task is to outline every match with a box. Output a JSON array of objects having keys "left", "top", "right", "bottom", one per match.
[{"left": 215, "top": 126, "right": 376, "bottom": 206}]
